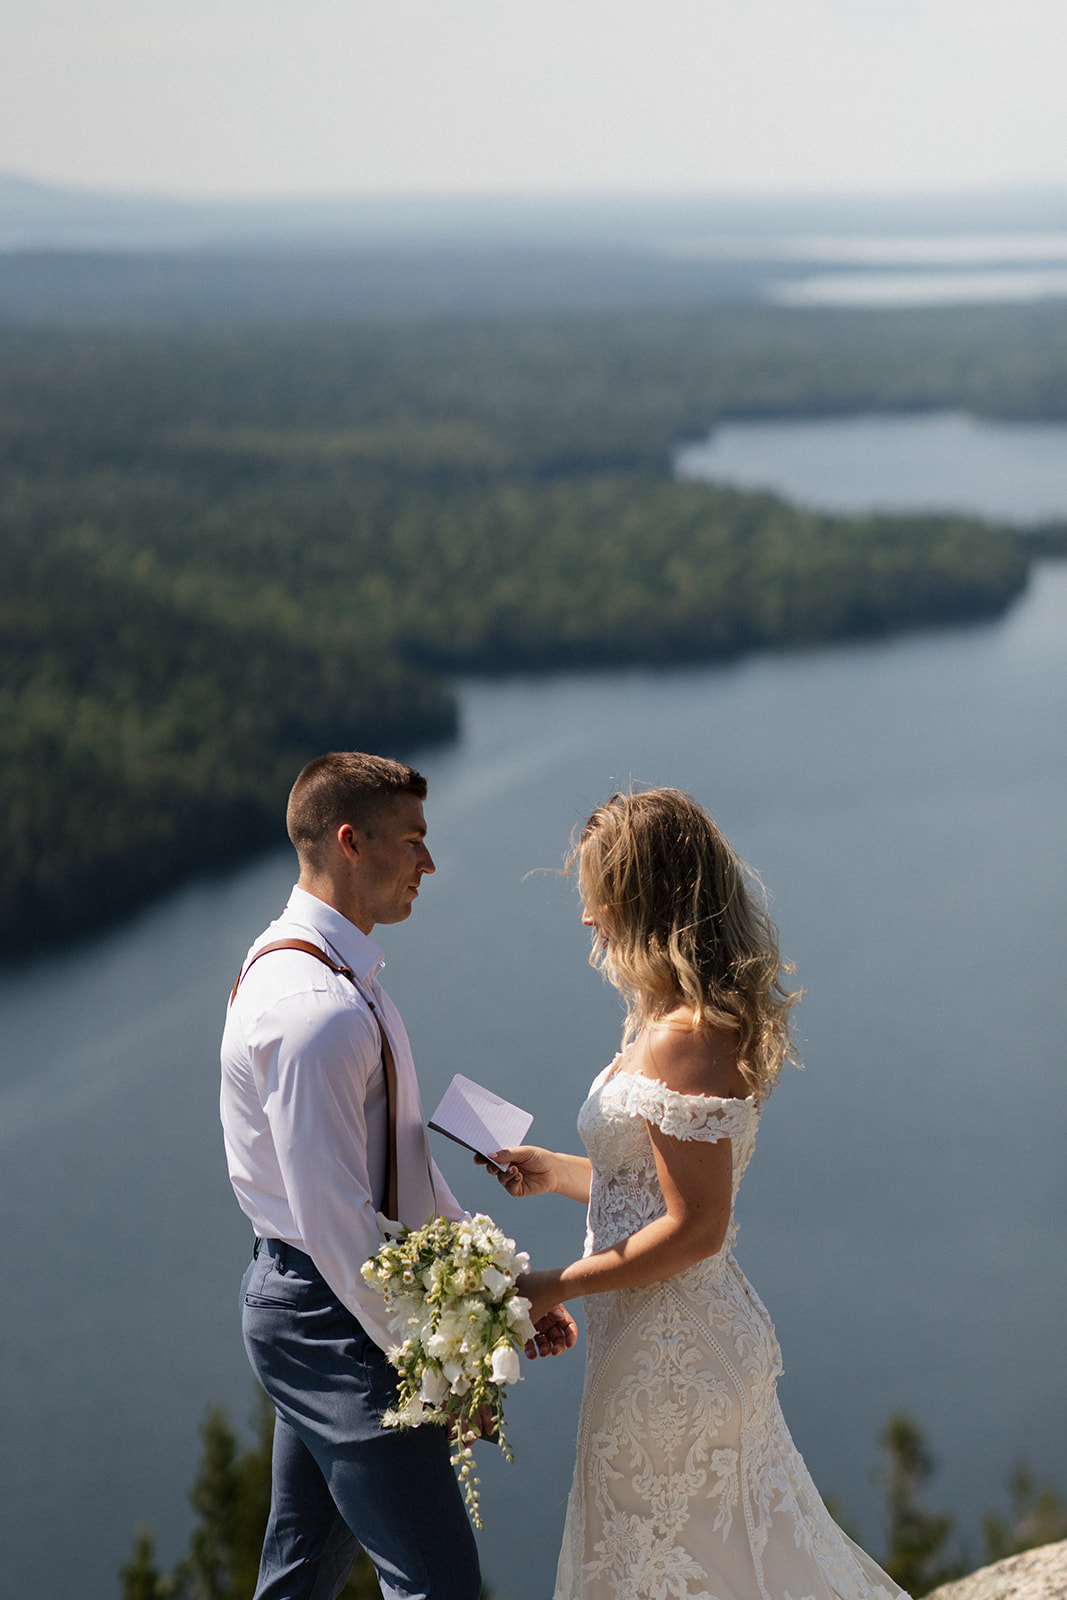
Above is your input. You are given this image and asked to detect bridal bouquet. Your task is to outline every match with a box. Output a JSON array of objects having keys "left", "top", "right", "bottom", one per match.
[{"left": 361, "top": 1212, "right": 536, "bottom": 1528}]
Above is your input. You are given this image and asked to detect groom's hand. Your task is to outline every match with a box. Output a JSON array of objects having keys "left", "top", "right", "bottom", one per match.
[
  {"left": 445, "top": 1399, "right": 497, "bottom": 1443},
  {"left": 524, "top": 1303, "right": 578, "bottom": 1359}
]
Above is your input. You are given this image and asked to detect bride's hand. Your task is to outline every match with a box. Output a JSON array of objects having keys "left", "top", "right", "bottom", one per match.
[
  {"left": 474, "top": 1144, "right": 556, "bottom": 1198},
  {"left": 517, "top": 1268, "right": 567, "bottom": 1325}
]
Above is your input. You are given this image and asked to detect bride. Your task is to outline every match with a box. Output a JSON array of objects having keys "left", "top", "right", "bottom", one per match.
[{"left": 484, "top": 787, "right": 907, "bottom": 1600}]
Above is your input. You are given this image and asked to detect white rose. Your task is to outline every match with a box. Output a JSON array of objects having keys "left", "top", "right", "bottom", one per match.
[
  {"left": 490, "top": 1344, "right": 521, "bottom": 1384},
  {"left": 427, "top": 1331, "right": 459, "bottom": 1362},
  {"left": 426, "top": 1309, "right": 464, "bottom": 1360}
]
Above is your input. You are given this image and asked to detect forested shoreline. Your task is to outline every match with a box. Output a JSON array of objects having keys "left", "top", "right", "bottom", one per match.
[{"left": 4, "top": 300, "right": 1066, "bottom": 955}]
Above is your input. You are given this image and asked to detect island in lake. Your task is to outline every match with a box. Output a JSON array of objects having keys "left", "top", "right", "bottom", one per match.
[{"left": 6, "top": 299, "right": 1067, "bottom": 954}]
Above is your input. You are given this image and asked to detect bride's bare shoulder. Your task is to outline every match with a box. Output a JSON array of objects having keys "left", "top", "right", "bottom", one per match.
[{"left": 634, "top": 1013, "right": 749, "bottom": 1101}]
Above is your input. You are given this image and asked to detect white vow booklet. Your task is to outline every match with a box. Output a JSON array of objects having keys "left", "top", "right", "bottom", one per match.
[{"left": 428, "top": 1074, "right": 533, "bottom": 1162}]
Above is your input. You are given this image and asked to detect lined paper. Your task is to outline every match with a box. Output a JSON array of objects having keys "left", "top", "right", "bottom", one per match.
[{"left": 428, "top": 1073, "right": 533, "bottom": 1161}]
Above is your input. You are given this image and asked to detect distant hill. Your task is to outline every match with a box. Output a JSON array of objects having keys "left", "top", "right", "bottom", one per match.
[
  {"left": 0, "top": 247, "right": 772, "bottom": 325},
  {"left": 3, "top": 175, "right": 1067, "bottom": 324},
  {"left": 4, "top": 173, "right": 1066, "bottom": 255}
]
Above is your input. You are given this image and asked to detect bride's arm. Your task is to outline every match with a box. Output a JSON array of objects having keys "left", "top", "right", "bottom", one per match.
[
  {"left": 519, "top": 1127, "right": 733, "bottom": 1319},
  {"left": 520, "top": 1022, "right": 741, "bottom": 1321},
  {"left": 473, "top": 1145, "right": 586, "bottom": 1359},
  {"left": 475, "top": 1145, "right": 592, "bottom": 1204}
]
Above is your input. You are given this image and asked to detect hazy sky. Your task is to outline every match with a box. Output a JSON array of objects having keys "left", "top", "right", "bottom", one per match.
[{"left": 3, "top": 0, "right": 1067, "bottom": 200}]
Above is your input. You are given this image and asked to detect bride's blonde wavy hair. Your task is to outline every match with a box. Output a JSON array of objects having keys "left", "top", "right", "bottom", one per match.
[{"left": 569, "top": 788, "right": 801, "bottom": 1099}]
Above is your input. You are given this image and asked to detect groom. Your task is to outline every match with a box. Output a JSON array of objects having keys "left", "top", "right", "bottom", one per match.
[{"left": 221, "top": 751, "right": 575, "bottom": 1600}]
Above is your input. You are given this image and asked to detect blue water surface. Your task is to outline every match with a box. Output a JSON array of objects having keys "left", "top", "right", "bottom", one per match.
[{"left": 1, "top": 417, "right": 1065, "bottom": 1599}]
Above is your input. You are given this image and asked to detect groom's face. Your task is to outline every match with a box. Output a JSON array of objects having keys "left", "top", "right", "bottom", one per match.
[{"left": 352, "top": 794, "right": 435, "bottom": 930}]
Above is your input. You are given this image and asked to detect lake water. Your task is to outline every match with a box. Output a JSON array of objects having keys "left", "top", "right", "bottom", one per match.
[
  {"left": 676, "top": 411, "right": 1067, "bottom": 522},
  {"left": 1, "top": 415, "right": 1066, "bottom": 1600}
]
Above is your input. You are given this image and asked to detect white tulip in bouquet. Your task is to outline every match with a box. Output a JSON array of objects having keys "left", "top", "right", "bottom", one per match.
[{"left": 362, "top": 1212, "right": 536, "bottom": 1527}]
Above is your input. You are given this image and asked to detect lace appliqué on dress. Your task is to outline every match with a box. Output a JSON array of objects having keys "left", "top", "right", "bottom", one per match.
[
  {"left": 611, "top": 1070, "right": 757, "bottom": 1145},
  {"left": 553, "top": 1066, "right": 908, "bottom": 1600}
]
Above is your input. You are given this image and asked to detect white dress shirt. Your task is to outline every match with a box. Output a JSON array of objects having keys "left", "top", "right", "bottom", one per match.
[{"left": 220, "top": 885, "right": 465, "bottom": 1352}]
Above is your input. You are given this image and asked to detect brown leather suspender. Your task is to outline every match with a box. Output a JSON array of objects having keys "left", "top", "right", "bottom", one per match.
[{"left": 230, "top": 938, "right": 400, "bottom": 1222}]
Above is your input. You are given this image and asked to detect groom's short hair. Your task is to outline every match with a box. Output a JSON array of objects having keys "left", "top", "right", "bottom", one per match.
[{"left": 286, "top": 751, "right": 427, "bottom": 866}]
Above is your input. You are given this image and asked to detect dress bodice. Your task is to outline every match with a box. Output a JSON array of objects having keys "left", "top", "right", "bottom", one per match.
[{"left": 577, "top": 1058, "right": 759, "bottom": 1265}]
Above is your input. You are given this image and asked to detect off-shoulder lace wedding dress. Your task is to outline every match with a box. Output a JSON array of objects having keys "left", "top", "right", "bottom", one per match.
[{"left": 553, "top": 1061, "right": 907, "bottom": 1600}]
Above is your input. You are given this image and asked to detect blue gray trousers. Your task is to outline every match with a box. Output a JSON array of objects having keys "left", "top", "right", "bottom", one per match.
[{"left": 241, "top": 1239, "right": 481, "bottom": 1600}]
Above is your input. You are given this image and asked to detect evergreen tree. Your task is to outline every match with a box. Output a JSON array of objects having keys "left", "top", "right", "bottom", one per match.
[
  {"left": 877, "top": 1413, "right": 967, "bottom": 1597},
  {"left": 121, "top": 1397, "right": 380, "bottom": 1600},
  {"left": 119, "top": 1529, "right": 171, "bottom": 1600},
  {"left": 982, "top": 1465, "right": 1067, "bottom": 1565}
]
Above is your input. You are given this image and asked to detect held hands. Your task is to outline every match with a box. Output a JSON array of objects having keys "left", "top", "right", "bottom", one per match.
[
  {"left": 518, "top": 1269, "right": 569, "bottom": 1329},
  {"left": 474, "top": 1144, "right": 557, "bottom": 1198},
  {"left": 470, "top": 1148, "right": 577, "bottom": 1356},
  {"left": 447, "top": 1398, "right": 497, "bottom": 1442},
  {"left": 524, "top": 1302, "right": 578, "bottom": 1359},
  {"left": 471, "top": 1146, "right": 578, "bottom": 1355}
]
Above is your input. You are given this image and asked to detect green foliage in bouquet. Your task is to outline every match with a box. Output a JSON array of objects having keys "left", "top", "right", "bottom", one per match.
[{"left": 362, "top": 1213, "right": 536, "bottom": 1529}]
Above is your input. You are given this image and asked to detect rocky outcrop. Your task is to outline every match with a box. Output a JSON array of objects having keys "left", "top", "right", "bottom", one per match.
[{"left": 925, "top": 1539, "right": 1067, "bottom": 1600}]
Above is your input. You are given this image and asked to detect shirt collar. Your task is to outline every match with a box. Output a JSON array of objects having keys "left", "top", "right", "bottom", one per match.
[{"left": 283, "top": 885, "right": 385, "bottom": 983}]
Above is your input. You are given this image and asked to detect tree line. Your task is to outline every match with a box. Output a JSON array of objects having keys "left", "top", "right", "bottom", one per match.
[
  {"left": 4, "top": 301, "right": 1065, "bottom": 954},
  {"left": 122, "top": 1397, "right": 1067, "bottom": 1600}
]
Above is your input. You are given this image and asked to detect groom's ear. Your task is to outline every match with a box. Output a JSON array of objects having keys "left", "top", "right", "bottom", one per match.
[{"left": 335, "top": 822, "right": 365, "bottom": 865}]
